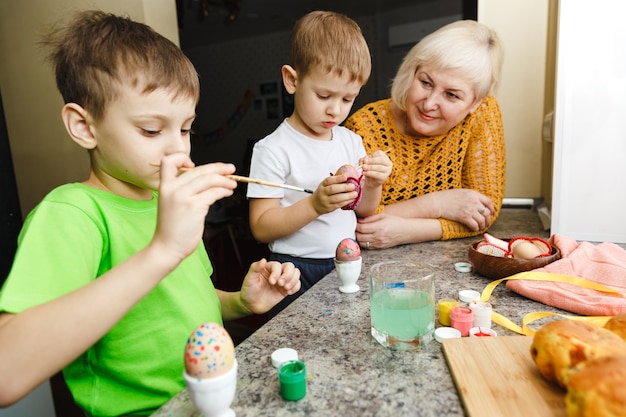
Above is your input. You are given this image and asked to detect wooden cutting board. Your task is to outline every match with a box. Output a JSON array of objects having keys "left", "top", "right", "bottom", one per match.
[{"left": 442, "top": 336, "right": 566, "bottom": 417}]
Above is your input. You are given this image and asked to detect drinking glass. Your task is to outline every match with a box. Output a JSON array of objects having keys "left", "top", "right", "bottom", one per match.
[{"left": 369, "top": 261, "right": 435, "bottom": 350}]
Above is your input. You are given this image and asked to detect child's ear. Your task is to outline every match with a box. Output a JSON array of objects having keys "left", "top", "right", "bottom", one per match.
[
  {"left": 61, "top": 103, "right": 97, "bottom": 150},
  {"left": 281, "top": 65, "right": 298, "bottom": 94}
]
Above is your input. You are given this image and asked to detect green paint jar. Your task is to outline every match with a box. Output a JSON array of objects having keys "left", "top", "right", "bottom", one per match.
[{"left": 278, "top": 360, "right": 306, "bottom": 401}]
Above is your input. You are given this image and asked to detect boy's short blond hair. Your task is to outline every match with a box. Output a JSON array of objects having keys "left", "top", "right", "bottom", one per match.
[
  {"left": 391, "top": 20, "right": 503, "bottom": 110},
  {"left": 290, "top": 11, "right": 371, "bottom": 84},
  {"left": 42, "top": 10, "right": 200, "bottom": 121}
]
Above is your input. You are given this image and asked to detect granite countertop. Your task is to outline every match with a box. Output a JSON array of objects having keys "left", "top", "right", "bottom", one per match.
[{"left": 153, "top": 209, "right": 571, "bottom": 417}]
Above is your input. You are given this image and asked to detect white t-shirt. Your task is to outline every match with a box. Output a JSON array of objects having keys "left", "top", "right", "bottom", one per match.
[{"left": 247, "top": 119, "right": 366, "bottom": 258}]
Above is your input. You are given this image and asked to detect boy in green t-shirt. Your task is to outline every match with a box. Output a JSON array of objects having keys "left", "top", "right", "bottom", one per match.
[{"left": 0, "top": 10, "right": 300, "bottom": 416}]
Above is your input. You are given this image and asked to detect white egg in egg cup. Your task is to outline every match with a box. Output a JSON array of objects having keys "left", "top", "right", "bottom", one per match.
[{"left": 184, "top": 359, "right": 238, "bottom": 417}]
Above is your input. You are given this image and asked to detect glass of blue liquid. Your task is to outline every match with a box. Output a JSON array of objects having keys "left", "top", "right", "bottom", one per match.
[{"left": 369, "top": 261, "right": 435, "bottom": 351}]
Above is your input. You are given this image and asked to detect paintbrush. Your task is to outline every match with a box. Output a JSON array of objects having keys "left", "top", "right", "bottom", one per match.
[{"left": 149, "top": 162, "right": 314, "bottom": 194}]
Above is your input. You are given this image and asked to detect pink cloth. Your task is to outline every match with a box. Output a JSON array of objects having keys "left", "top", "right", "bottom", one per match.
[{"left": 506, "top": 234, "right": 626, "bottom": 316}]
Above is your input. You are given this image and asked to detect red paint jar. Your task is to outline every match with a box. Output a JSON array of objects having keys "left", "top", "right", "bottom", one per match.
[{"left": 450, "top": 306, "right": 474, "bottom": 337}]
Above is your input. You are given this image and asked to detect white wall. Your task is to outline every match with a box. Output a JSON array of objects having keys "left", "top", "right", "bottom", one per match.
[
  {"left": 478, "top": 0, "right": 550, "bottom": 199},
  {"left": 551, "top": 0, "right": 626, "bottom": 242}
]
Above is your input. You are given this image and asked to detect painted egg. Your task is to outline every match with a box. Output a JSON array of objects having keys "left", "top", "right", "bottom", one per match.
[
  {"left": 335, "top": 164, "right": 360, "bottom": 178},
  {"left": 184, "top": 322, "right": 235, "bottom": 379},
  {"left": 334, "top": 164, "right": 363, "bottom": 210},
  {"left": 335, "top": 238, "right": 361, "bottom": 262}
]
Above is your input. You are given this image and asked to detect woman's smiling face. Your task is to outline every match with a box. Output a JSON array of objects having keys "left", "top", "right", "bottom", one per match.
[{"left": 404, "top": 64, "right": 479, "bottom": 137}]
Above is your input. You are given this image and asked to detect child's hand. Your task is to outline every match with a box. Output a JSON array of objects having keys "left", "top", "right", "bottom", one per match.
[
  {"left": 239, "top": 259, "right": 301, "bottom": 314},
  {"left": 153, "top": 154, "right": 237, "bottom": 262},
  {"left": 311, "top": 174, "right": 359, "bottom": 215},
  {"left": 359, "top": 150, "right": 392, "bottom": 187}
]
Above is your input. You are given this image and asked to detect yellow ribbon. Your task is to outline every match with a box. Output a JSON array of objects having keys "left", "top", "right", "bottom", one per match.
[{"left": 480, "top": 272, "right": 620, "bottom": 336}]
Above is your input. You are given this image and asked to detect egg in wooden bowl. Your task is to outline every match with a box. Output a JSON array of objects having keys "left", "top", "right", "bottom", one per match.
[{"left": 468, "top": 238, "right": 561, "bottom": 279}]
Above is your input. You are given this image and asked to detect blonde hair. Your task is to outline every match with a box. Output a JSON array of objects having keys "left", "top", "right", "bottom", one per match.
[
  {"left": 42, "top": 10, "right": 200, "bottom": 121},
  {"left": 290, "top": 11, "right": 371, "bottom": 84},
  {"left": 391, "top": 20, "right": 503, "bottom": 110}
]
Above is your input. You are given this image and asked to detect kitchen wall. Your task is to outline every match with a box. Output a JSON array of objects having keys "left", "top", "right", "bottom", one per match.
[
  {"left": 478, "top": 0, "right": 551, "bottom": 201},
  {"left": 0, "top": 0, "right": 179, "bottom": 217}
]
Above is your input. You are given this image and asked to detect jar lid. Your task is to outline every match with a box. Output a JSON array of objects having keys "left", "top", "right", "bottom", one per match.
[
  {"left": 458, "top": 289, "right": 481, "bottom": 303},
  {"left": 271, "top": 348, "right": 298, "bottom": 368},
  {"left": 454, "top": 262, "right": 472, "bottom": 273},
  {"left": 435, "top": 327, "right": 462, "bottom": 343}
]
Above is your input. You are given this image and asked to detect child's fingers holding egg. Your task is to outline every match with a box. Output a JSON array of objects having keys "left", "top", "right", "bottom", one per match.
[{"left": 333, "top": 164, "right": 363, "bottom": 210}]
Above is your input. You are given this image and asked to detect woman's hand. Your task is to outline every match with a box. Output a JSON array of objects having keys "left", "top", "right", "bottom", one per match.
[
  {"left": 357, "top": 188, "right": 494, "bottom": 249},
  {"left": 356, "top": 214, "right": 400, "bottom": 249},
  {"left": 356, "top": 214, "right": 441, "bottom": 249},
  {"left": 238, "top": 259, "right": 301, "bottom": 314},
  {"left": 432, "top": 189, "right": 494, "bottom": 231}
]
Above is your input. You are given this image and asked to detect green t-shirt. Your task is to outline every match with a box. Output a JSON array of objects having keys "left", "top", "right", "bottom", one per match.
[{"left": 0, "top": 183, "right": 223, "bottom": 416}]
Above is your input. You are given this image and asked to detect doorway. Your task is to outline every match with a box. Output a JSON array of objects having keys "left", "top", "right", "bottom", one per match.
[{"left": 0, "top": 91, "right": 22, "bottom": 286}]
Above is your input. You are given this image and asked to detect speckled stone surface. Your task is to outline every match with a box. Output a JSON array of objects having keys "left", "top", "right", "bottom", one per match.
[{"left": 152, "top": 209, "right": 579, "bottom": 417}]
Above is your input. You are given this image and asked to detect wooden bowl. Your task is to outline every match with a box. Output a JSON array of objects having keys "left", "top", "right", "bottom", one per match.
[{"left": 468, "top": 239, "right": 561, "bottom": 279}]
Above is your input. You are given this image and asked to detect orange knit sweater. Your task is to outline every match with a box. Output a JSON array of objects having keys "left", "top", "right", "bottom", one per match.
[{"left": 345, "top": 96, "right": 506, "bottom": 240}]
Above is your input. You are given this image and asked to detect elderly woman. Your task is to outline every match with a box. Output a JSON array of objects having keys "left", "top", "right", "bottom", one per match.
[{"left": 345, "top": 20, "right": 505, "bottom": 249}]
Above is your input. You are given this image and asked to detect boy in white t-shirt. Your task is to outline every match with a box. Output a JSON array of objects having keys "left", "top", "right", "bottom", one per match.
[{"left": 247, "top": 11, "right": 392, "bottom": 315}]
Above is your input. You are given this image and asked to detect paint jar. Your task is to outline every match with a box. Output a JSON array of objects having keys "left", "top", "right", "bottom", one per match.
[
  {"left": 450, "top": 306, "right": 474, "bottom": 337},
  {"left": 469, "top": 327, "right": 497, "bottom": 337},
  {"left": 278, "top": 360, "right": 306, "bottom": 401},
  {"left": 469, "top": 301, "right": 493, "bottom": 329},
  {"left": 438, "top": 298, "right": 459, "bottom": 326}
]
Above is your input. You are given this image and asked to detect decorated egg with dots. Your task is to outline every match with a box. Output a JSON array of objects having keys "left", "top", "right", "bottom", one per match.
[{"left": 184, "top": 322, "right": 235, "bottom": 379}]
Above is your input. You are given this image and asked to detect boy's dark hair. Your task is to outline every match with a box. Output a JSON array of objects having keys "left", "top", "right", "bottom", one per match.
[{"left": 41, "top": 10, "right": 200, "bottom": 121}]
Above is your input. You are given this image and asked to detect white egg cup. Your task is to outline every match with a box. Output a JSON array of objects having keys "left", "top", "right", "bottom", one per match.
[
  {"left": 334, "top": 258, "right": 362, "bottom": 293},
  {"left": 184, "top": 359, "right": 237, "bottom": 417}
]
